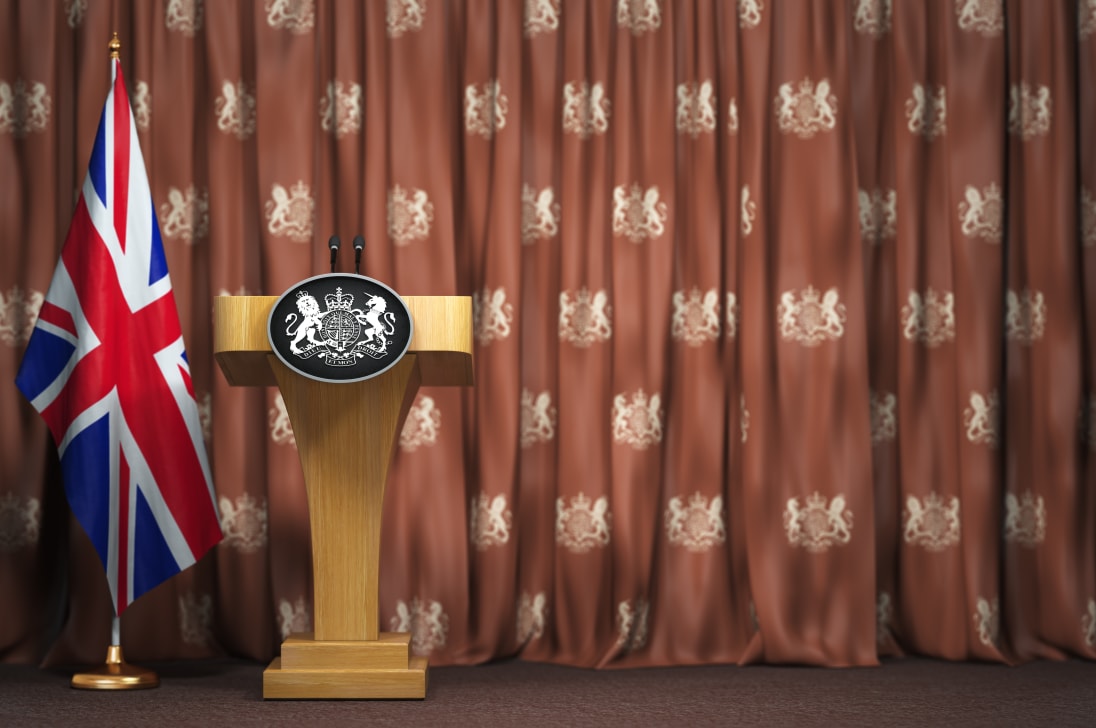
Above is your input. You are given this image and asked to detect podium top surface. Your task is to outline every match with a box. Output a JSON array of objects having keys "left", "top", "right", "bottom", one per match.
[{"left": 214, "top": 295, "right": 473, "bottom": 387}]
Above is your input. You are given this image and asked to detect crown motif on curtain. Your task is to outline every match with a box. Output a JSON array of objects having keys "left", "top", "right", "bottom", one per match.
[{"left": 687, "top": 492, "right": 710, "bottom": 509}]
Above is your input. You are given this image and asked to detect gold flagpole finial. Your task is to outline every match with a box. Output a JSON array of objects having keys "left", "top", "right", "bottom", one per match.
[{"left": 109, "top": 32, "right": 121, "bottom": 60}]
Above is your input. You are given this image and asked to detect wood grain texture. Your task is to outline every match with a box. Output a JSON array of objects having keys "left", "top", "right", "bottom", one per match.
[
  {"left": 270, "top": 355, "right": 419, "bottom": 641},
  {"left": 262, "top": 656, "right": 428, "bottom": 700},
  {"left": 280, "top": 632, "right": 411, "bottom": 670}
]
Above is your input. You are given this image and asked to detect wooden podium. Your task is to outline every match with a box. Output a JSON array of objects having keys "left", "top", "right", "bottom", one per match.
[{"left": 213, "top": 295, "right": 473, "bottom": 699}]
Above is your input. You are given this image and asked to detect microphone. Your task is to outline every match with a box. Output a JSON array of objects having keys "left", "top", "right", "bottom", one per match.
[
  {"left": 352, "top": 235, "right": 365, "bottom": 275},
  {"left": 328, "top": 235, "right": 341, "bottom": 273}
]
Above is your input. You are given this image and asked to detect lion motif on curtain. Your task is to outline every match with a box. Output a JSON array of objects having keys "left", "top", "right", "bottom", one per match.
[{"left": 783, "top": 492, "right": 853, "bottom": 553}]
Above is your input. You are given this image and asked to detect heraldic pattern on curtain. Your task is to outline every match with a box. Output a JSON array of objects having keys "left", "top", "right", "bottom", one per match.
[{"left": 1, "top": 0, "right": 1095, "bottom": 668}]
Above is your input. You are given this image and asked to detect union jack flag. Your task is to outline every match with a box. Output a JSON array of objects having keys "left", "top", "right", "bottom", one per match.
[{"left": 15, "top": 59, "right": 221, "bottom": 615}]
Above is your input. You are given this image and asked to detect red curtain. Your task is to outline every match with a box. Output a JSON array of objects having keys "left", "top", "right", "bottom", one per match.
[{"left": 1, "top": 0, "right": 1094, "bottom": 668}]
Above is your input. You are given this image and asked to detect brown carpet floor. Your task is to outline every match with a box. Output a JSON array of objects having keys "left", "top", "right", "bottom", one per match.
[{"left": 1, "top": 657, "right": 1093, "bottom": 727}]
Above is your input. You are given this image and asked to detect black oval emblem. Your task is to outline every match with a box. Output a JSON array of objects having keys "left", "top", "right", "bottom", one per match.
[{"left": 267, "top": 273, "right": 413, "bottom": 383}]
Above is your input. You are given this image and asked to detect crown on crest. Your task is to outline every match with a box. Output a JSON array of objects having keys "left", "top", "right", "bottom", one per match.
[
  {"left": 922, "top": 492, "right": 946, "bottom": 509},
  {"left": 687, "top": 492, "right": 709, "bottom": 509},
  {"left": 325, "top": 287, "right": 354, "bottom": 311},
  {"left": 570, "top": 492, "right": 592, "bottom": 510}
]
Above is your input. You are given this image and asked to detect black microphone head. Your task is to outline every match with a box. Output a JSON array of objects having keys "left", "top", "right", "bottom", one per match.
[
  {"left": 328, "top": 235, "right": 341, "bottom": 251},
  {"left": 353, "top": 235, "right": 365, "bottom": 251}
]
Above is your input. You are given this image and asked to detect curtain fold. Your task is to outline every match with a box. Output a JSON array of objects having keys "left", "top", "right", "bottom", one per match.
[{"left": 1, "top": 0, "right": 1093, "bottom": 669}]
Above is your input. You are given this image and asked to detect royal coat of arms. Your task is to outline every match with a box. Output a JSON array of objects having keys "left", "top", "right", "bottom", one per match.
[{"left": 268, "top": 273, "right": 412, "bottom": 383}]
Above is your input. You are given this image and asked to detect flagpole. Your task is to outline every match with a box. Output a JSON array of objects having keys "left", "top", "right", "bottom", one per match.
[{"left": 68, "top": 32, "right": 160, "bottom": 692}]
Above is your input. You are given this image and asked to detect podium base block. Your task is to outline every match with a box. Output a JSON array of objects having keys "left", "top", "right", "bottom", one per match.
[
  {"left": 263, "top": 656, "right": 427, "bottom": 699},
  {"left": 263, "top": 633, "right": 428, "bottom": 700}
]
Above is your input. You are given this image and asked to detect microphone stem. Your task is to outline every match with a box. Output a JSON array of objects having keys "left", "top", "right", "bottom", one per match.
[
  {"left": 328, "top": 235, "right": 341, "bottom": 273},
  {"left": 352, "top": 235, "right": 365, "bottom": 275}
]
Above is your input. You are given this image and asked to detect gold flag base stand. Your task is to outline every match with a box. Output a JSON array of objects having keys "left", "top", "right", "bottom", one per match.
[{"left": 71, "top": 645, "right": 160, "bottom": 690}]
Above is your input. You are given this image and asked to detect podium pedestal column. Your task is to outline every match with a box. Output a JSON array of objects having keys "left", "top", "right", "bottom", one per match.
[{"left": 261, "top": 355, "right": 427, "bottom": 699}]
